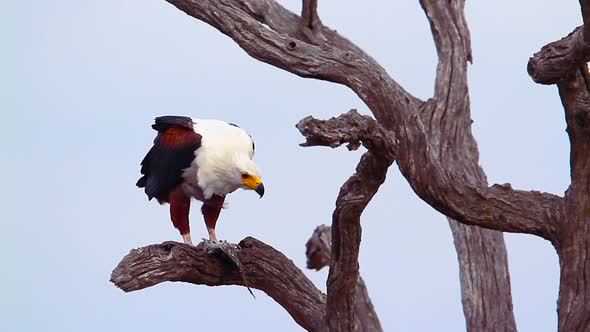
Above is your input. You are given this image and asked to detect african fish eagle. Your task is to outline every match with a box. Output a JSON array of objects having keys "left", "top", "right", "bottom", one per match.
[{"left": 136, "top": 116, "right": 264, "bottom": 247}]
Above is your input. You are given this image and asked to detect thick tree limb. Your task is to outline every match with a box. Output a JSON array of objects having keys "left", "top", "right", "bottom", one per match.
[
  {"left": 111, "top": 238, "right": 326, "bottom": 332},
  {"left": 326, "top": 151, "right": 392, "bottom": 331},
  {"left": 559, "top": 67, "right": 590, "bottom": 184},
  {"left": 525, "top": 1, "right": 590, "bottom": 328},
  {"left": 528, "top": 27, "right": 590, "bottom": 85},
  {"left": 555, "top": 66, "right": 590, "bottom": 331},
  {"left": 399, "top": 0, "right": 563, "bottom": 243},
  {"left": 306, "top": 225, "right": 383, "bottom": 332},
  {"left": 301, "top": 0, "right": 321, "bottom": 30},
  {"left": 416, "top": 3, "right": 516, "bottom": 329},
  {"left": 300, "top": 0, "right": 325, "bottom": 44},
  {"left": 166, "top": 0, "right": 422, "bottom": 119},
  {"left": 296, "top": 110, "right": 394, "bottom": 331},
  {"left": 529, "top": 1, "right": 590, "bottom": 325},
  {"left": 296, "top": 109, "right": 397, "bottom": 159},
  {"left": 449, "top": 220, "right": 516, "bottom": 331}
]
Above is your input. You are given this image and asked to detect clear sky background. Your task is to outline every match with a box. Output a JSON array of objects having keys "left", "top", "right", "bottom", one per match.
[{"left": 1, "top": 0, "right": 578, "bottom": 331}]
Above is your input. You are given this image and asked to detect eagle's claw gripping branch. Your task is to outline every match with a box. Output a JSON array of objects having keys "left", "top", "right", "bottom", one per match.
[{"left": 202, "top": 240, "right": 255, "bottom": 298}]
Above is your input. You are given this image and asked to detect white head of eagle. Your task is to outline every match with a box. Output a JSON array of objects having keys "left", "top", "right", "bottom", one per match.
[{"left": 136, "top": 116, "right": 264, "bottom": 246}]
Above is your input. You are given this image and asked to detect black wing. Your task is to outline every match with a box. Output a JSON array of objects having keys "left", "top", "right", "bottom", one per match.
[{"left": 137, "top": 116, "right": 201, "bottom": 201}]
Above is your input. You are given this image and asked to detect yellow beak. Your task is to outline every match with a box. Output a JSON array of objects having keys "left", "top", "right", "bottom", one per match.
[{"left": 243, "top": 176, "right": 264, "bottom": 198}]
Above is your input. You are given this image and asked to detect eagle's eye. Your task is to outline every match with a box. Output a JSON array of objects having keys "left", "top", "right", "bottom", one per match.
[{"left": 241, "top": 173, "right": 249, "bottom": 179}]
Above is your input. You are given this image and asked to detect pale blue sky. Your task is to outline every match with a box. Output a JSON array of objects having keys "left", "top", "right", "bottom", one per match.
[{"left": 1, "top": 0, "right": 577, "bottom": 331}]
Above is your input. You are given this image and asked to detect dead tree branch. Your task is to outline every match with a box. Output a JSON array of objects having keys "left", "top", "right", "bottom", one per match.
[
  {"left": 300, "top": 0, "right": 325, "bottom": 44},
  {"left": 301, "top": 0, "right": 321, "bottom": 30},
  {"left": 297, "top": 110, "right": 395, "bottom": 330},
  {"left": 166, "top": 0, "right": 422, "bottom": 118},
  {"left": 306, "top": 225, "right": 382, "bottom": 332},
  {"left": 556, "top": 65, "right": 590, "bottom": 331},
  {"left": 448, "top": 220, "right": 516, "bottom": 331},
  {"left": 296, "top": 109, "right": 397, "bottom": 157},
  {"left": 555, "top": 66, "right": 590, "bottom": 331},
  {"left": 325, "top": 151, "right": 391, "bottom": 331},
  {"left": 111, "top": 238, "right": 326, "bottom": 331},
  {"left": 522, "top": 1, "right": 590, "bottom": 329},
  {"left": 528, "top": 27, "right": 590, "bottom": 84}
]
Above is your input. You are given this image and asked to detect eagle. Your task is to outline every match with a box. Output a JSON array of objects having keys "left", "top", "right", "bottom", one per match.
[{"left": 136, "top": 116, "right": 264, "bottom": 247}]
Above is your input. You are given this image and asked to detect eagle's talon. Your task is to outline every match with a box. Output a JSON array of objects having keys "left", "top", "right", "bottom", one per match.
[{"left": 202, "top": 238, "right": 229, "bottom": 254}]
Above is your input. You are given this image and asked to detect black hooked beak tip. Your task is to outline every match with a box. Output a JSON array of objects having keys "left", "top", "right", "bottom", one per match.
[{"left": 255, "top": 183, "right": 265, "bottom": 198}]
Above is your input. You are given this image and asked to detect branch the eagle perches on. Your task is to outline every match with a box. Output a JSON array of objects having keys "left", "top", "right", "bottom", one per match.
[{"left": 113, "top": 0, "right": 590, "bottom": 330}]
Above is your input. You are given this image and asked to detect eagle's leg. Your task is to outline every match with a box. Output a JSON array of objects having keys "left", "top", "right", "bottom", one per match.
[
  {"left": 182, "top": 233, "right": 193, "bottom": 245},
  {"left": 201, "top": 195, "right": 225, "bottom": 250},
  {"left": 169, "top": 186, "right": 193, "bottom": 245},
  {"left": 207, "top": 228, "right": 219, "bottom": 243}
]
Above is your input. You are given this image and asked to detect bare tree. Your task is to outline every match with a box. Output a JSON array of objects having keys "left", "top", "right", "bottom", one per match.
[{"left": 111, "top": 1, "right": 590, "bottom": 331}]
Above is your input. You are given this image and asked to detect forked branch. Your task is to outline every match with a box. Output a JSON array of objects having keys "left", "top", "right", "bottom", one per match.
[
  {"left": 297, "top": 110, "right": 395, "bottom": 330},
  {"left": 297, "top": 109, "right": 397, "bottom": 158}
]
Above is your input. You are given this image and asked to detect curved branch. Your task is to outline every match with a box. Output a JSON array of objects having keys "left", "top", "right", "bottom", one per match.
[
  {"left": 306, "top": 225, "right": 383, "bottom": 332},
  {"left": 394, "top": 0, "right": 564, "bottom": 243},
  {"left": 449, "top": 219, "right": 516, "bottom": 331},
  {"left": 110, "top": 238, "right": 326, "bottom": 332},
  {"left": 165, "top": 0, "right": 422, "bottom": 120},
  {"left": 296, "top": 110, "right": 394, "bottom": 330},
  {"left": 559, "top": 67, "right": 590, "bottom": 183},
  {"left": 300, "top": 0, "right": 325, "bottom": 43},
  {"left": 555, "top": 66, "right": 590, "bottom": 331},
  {"left": 528, "top": 26, "right": 590, "bottom": 85},
  {"left": 327, "top": 151, "right": 392, "bottom": 331},
  {"left": 301, "top": 0, "right": 321, "bottom": 29},
  {"left": 296, "top": 109, "right": 397, "bottom": 159}
]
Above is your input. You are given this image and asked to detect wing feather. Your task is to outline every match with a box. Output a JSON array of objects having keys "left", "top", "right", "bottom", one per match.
[{"left": 137, "top": 116, "right": 201, "bottom": 201}]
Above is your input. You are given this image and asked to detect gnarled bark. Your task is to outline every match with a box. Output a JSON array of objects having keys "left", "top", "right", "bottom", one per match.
[
  {"left": 525, "top": 2, "right": 590, "bottom": 329},
  {"left": 297, "top": 109, "right": 395, "bottom": 331},
  {"left": 306, "top": 225, "right": 382, "bottom": 332},
  {"left": 555, "top": 67, "right": 590, "bottom": 331},
  {"left": 528, "top": 27, "right": 590, "bottom": 85},
  {"left": 111, "top": 238, "right": 326, "bottom": 331}
]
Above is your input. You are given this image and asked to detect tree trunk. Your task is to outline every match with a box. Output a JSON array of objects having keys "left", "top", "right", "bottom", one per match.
[
  {"left": 450, "top": 221, "right": 516, "bottom": 331},
  {"left": 556, "top": 67, "right": 590, "bottom": 331}
]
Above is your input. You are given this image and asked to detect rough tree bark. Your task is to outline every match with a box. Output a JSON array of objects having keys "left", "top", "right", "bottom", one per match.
[
  {"left": 111, "top": 0, "right": 590, "bottom": 331},
  {"left": 298, "top": 111, "right": 396, "bottom": 331}
]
